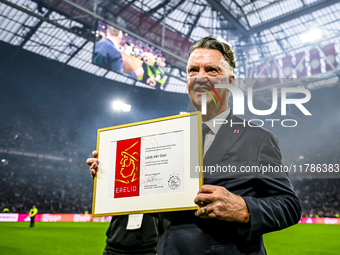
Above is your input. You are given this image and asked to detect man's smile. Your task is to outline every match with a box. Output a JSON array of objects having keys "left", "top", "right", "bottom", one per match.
[
  {"left": 195, "top": 87, "right": 211, "bottom": 92},
  {"left": 194, "top": 82, "right": 213, "bottom": 92}
]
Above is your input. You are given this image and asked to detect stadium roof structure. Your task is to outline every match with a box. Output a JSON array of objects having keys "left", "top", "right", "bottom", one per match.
[{"left": 1, "top": 0, "right": 340, "bottom": 95}]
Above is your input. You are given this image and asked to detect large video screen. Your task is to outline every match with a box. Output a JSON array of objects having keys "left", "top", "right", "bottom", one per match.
[{"left": 93, "top": 20, "right": 167, "bottom": 90}]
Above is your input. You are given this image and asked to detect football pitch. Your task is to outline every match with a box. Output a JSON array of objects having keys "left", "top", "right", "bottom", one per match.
[{"left": 0, "top": 222, "right": 339, "bottom": 254}]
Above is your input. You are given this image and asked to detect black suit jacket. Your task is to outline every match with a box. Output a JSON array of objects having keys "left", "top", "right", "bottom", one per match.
[
  {"left": 93, "top": 38, "right": 137, "bottom": 79},
  {"left": 157, "top": 112, "right": 301, "bottom": 255}
]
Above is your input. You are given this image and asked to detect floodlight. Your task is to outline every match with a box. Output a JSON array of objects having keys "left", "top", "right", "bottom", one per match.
[
  {"left": 299, "top": 28, "right": 322, "bottom": 44},
  {"left": 122, "top": 104, "right": 131, "bottom": 112},
  {"left": 112, "top": 101, "right": 131, "bottom": 112}
]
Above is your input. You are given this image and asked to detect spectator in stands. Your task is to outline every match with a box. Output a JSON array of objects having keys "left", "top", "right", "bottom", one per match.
[
  {"left": 122, "top": 42, "right": 133, "bottom": 55},
  {"left": 155, "top": 56, "right": 166, "bottom": 90},
  {"left": 141, "top": 52, "right": 157, "bottom": 87},
  {"left": 132, "top": 46, "right": 143, "bottom": 61}
]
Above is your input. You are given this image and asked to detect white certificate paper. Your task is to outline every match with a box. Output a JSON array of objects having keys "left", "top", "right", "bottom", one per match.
[{"left": 139, "top": 131, "right": 184, "bottom": 195}]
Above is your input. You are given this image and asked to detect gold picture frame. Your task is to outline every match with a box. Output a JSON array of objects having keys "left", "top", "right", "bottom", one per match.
[{"left": 92, "top": 111, "right": 203, "bottom": 216}]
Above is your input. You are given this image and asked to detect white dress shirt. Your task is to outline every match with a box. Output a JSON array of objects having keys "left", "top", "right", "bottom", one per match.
[{"left": 203, "top": 108, "right": 231, "bottom": 157}]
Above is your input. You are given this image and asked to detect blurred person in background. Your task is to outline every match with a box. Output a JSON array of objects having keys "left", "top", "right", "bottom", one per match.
[
  {"left": 29, "top": 205, "right": 38, "bottom": 228},
  {"left": 155, "top": 56, "right": 166, "bottom": 90},
  {"left": 132, "top": 46, "right": 143, "bottom": 61},
  {"left": 94, "top": 25, "right": 143, "bottom": 80},
  {"left": 122, "top": 42, "right": 133, "bottom": 55},
  {"left": 141, "top": 52, "right": 157, "bottom": 87}
]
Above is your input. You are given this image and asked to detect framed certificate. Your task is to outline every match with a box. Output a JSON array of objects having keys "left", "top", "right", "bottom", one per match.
[{"left": 92, "top": 111, "right": 203, "bottom": 216}]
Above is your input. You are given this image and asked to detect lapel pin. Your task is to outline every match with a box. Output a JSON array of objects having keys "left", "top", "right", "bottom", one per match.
[{"left": 234, "top": 129, "right": 239, "bottom": 134}]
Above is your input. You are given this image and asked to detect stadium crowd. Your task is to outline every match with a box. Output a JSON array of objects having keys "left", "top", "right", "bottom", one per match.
[
  {"left": 292, "top": 178, "right": 340, "bottom": 218},
  {"left": 0, "top": 109, "right": 93, "bottom": 214},
  {"left": 0, "top": 111, "right": 88, "bottom": 160},
  {"left": 0, "top": 157, "right": 92, "bottom": 214}
]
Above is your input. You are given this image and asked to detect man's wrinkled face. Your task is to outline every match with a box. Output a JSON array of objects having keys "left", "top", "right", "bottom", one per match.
[{"left": 187, "top": 48, "right": 233, "bottom": 112}]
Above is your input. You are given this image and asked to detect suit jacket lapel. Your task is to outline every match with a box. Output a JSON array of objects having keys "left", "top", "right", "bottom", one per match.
[{"left": 203, "top": 111, "right": 246, "bottom": 167}]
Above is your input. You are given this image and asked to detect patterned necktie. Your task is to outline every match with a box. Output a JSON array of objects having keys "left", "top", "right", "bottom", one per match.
[{"left": 202, "top": 123, "right": 210, "bottom": 148}]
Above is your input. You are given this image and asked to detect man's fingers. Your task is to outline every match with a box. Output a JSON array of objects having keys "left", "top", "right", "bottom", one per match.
[
  {"left": 195, "top": 206, "right": 205, "bottom": 217},
  {"left": 91, "top": 168, "right": 97, "bottom": 176},
  {"left": 86, "top": 158, "right": 98, "bottom": 166},
  {"left": 86, "top": 151, "right": 99, "bottom": 179},
  {"left": 197, "top": 185, "right": 230, "bottom": 196},
  {"left": 195, "top": 205, "right": 215, "bottom": 218},
  {"left": 197, "top": 184, "right": 218, "bottom": 194},
  {"left": 89, "top": 161, "right": 98, "bottom": 179},
  {"left": 86, "top": 158, "right": 92, "bottom": 165},
  {"left": 194, "top": 193, "right": 214, "bottom": 205},
  {"left": 90, "top": 162, "right": 98, "bottom": 169},
  {"left": 194, "top": 185, "right": 230, "bottom": 208},
  {"left": 87, "top": 150, "right": 98, "bottom": 166},
  {"left": 195, "top": 185, "right": 221, "bottom": 205}
]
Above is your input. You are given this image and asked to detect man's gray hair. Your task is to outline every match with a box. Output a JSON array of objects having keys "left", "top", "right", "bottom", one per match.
[{"left": 188, "top": 37, "right": 236, "bottom": 73}]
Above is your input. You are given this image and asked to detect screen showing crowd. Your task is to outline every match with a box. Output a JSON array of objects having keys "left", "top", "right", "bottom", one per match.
[{"left": 93, "top": 21, "right": 167, "bottom": 90}]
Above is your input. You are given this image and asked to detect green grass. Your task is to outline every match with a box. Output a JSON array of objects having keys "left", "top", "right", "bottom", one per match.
[
  {"left": 264, "top": 223, "right": 340, "bottom": 254},
  {"left": 1, "top": 222, "right": 339, "bottom": 254},
  {"left": 0, "top": 222, "right": 108, "bottom": 255}
]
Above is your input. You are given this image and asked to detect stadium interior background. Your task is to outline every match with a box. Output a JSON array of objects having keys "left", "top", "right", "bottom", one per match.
[{"left": 1, "top": 0, "right": 340, "bottom": 220}]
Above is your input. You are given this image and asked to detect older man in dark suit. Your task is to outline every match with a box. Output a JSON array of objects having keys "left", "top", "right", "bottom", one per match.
[
  {"left": 156, "top": 37, "right": 301, "bottom": 254},
  {"left": 88, "top": 37, "right": 301, "bottom": 255}
]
